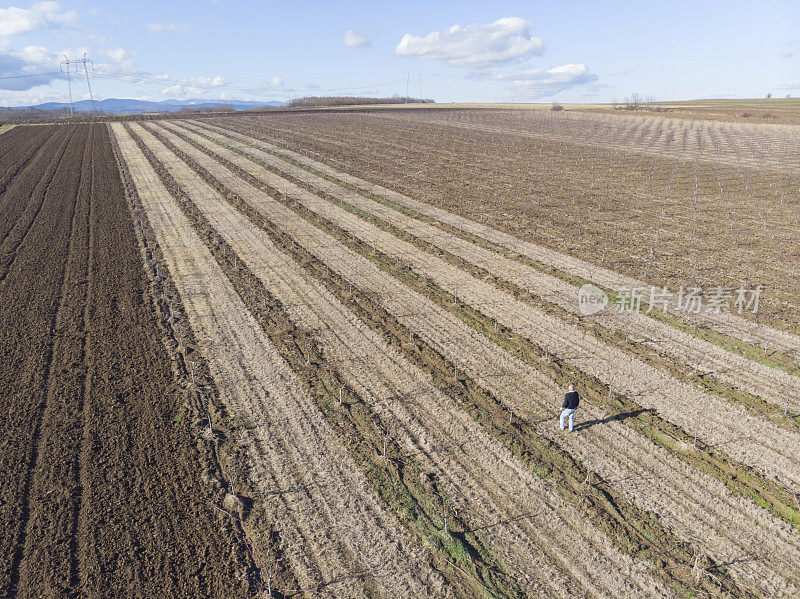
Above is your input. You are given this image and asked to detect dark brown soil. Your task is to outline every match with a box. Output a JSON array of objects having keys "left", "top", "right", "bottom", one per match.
[{"left": 0, "top": 125, "right": 247, "bottom": 597}]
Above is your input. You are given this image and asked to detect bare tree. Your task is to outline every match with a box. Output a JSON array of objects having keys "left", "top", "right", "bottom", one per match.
[{"left": 624, "top": 92, "right": 643, "bottom": 110}]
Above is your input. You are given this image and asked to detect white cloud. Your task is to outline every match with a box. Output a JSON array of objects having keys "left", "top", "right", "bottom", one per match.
[
  {"left": 495, "top": 63, "right": 598, "bottom": 98},
  {"left": 0, "top": 87, "right": 69, "bottom": 105},
  {"left": 105, "top": 47, "right": 128, "bottom": 62},
  {"left": 342, "top": 30, "right": 371, "bottom": 48},
  {"left": 780, "top": 50, "right": 794, "bottom": 58},
  {"left": 161, "top": 75, "right": 225, "bottom": 98},
  {"left": 261, "top": 74, "right": 287, "bottom": 89},
  {"left": 0, "top": 45, "right": 62, "bottom": 91},
  {"left": 395, "top": 17, "right": 543, "bottom": 69},
  {"left": 147, "top": 22, "right": 192, "bottom": 34},
  {"left": 95, "top": 55, "right": 140, "bottom": 76},
  {"left": 0, "top": 1, "right": 76, "bottom": 37},
  {"left": 15, "top": 44, "right": 53, "bottom": 65}
]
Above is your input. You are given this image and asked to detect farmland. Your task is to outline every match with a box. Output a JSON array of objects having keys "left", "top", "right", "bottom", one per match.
[{"left": 2, "top": 106, "right": 799, "bottom": 598}]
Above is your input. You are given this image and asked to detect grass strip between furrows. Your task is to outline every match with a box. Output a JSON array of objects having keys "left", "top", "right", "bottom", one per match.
[
  {"left": 125, "top": 124, "right": 512, "bottom": 599},
  {"left": 172, "top": 122, "right": 800, "bottom": 432},
  {"left": 143, "top": 123, "right": 762, "bottom": 599},
  {"left": 162, "top": 121, "right": 800, "bottom": 534},
  {"left": 189, "top": 120, "right": 800, "bottom": 377}
]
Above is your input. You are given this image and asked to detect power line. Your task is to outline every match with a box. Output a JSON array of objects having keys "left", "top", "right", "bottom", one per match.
[{"left": 0, "top": 71, "right": 62, "bottom": 80}]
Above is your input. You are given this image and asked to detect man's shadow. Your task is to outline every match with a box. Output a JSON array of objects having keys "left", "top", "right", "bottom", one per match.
[{"left": 573, "top": 408, "right": 656, "bottom": 432}]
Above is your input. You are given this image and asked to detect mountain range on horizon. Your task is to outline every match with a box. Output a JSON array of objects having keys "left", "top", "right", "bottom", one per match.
[{"left": 1, "top": 98, "right": 285, "bottom": 114}]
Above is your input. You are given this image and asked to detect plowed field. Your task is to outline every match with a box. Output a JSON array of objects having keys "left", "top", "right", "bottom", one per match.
[{"left": 4, "top": 107, "right": 798, "bottom": 599}]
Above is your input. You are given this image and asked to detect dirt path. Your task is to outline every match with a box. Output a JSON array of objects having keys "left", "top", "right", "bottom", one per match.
[
  {"left": 192, "top": 119, "right": 800, "bottom": 363},
  {"left": 172, "top": 120, "right": 800, "bottom": 495},
  {"left": 112, "top": 123, "right": 441, "bottom": 598},
  {"left": 150, "top": 121, "right": 800, "bottom": 597},
  {"left": 133, "top": 122, "right": 672, "bottom": 599},
  {"left": 171, "top": 120, "right": 800, "bottom": 415}
]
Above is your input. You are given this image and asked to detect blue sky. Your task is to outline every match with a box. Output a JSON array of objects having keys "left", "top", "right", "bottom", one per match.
[{"left": 0, "top": 0, "right": 798, "bottom": 106}]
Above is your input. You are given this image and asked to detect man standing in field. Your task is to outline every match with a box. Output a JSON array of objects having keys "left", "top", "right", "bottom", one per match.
[{"left": 560, "top": 384, "right": 580, "bottom": 432}]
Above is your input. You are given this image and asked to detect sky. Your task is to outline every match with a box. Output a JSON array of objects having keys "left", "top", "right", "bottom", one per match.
[{"left": 0, "top": 0, "right": 798, "bottom": 106}]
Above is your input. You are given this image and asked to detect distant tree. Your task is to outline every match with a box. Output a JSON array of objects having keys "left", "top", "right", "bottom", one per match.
[
  {"left": 550, "top": 102, "right": 564, "bottom": 111},
  {"left": 624, "top": 92, "right": 643, "bottom": 110},
  {"left": 286, "top": 96, "right": 434, "bottom": 108},
  {"left": 766, "top": 93, "right": 772, "bottom": 99}
]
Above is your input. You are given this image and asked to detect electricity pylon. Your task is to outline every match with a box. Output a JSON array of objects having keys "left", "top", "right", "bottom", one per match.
[
  {"left": 60, "top": 53, "right": 96, "bottom": 114},
  {"left": 60, "top": 56, "right": 74, "bottom": 116}
]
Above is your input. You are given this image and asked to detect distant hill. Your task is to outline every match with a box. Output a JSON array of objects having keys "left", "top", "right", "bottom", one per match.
[{"left": 7, "top": 98, "right": 285, "bottom": 114}]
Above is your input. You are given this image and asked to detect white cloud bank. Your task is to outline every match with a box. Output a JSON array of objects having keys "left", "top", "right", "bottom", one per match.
[
  {"left": 496, "top": 63, "right": 598, "bottom": 98},
  {"left": 0, "top": 46, "right": 60, "bottom": 90},
  {"left": 261, "top": 74, "right": 287, "bottom": 89},
  {"left": 395, "top": 17, "right": 543, "bottom": 69},
  {"left": 161, "top": 75, "right": 225, "bottom": 98},
  {"left": 0, "top": 1, "right": 76, "bottom": 37},
  {"left": 342, "top": 30, "right": 371, "bottom": 48},
  {"left": 147, "top": 22, "right": 192, "bottom": 34}
]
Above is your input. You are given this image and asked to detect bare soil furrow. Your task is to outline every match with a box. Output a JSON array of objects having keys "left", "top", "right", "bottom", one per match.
[
  {"left": 172, "top": 120, "right": 800, "bottom": 416},
  {"left": 0, "top": 126, "right": 75, "bottom": 278},
  {"left": 112, "top": 122, "right": 438, "bottom": 598},
  {"left": 17, "top": 124, "right": 93, "bottom": 595},
  {"left": 193, "top": 118, "right": 800, "bottom": 363},
  {"left": 151, "top": 121, "right": 800, "bottom": 597},
  {"left": 0, "top": 125, "right": 54, "bottom": 201},
  {"left": 134, "top": 122, "right": 672, "bottom": 599},
  {"left": 176, "top": 120, "right": 800, "bottom": 493},
  {"left": 1, "top": 126, "right": 86, "bottom": 595}
]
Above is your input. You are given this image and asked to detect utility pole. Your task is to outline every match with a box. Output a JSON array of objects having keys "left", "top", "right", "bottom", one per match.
[
  {"left": 418, "top": 73, "right": 423, "bottom": 100},
  {"left": 405, "top": 73, "right": 410, "bottom": 98},
  {"left": 60, "top": 56, "right": 74, "bottom": 117}
]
